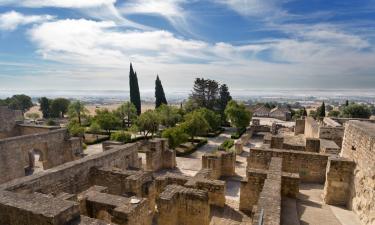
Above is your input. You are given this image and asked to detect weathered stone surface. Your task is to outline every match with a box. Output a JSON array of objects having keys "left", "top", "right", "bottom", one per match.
[
  {"left": 339, "top": 121, "right": 375, "bottom": 225},
  {"left": 202, "top": 150, "right": 236, "bottom": 179},
  {"left": 248, "top": 147, "right": 329, "bottom": 183},
  {"left": 145, "top": 138, "right": 176, "bottom": 171},
  {"left": 323, "top": 157, "right": 355, "bottom": 206},
  {"left": 157, "top": 184, "right": 210, "bottom": 225}
]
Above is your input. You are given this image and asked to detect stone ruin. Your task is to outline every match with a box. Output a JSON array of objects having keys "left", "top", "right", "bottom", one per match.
[
  {"left": 0, "top": 106, "right": 374, "bottom": 225},
  {"left": 0, "top": 106, "right": 83, "bottom": 184},
  {"left": 241, "top": 119, "right": 375, "bottom": 225}
]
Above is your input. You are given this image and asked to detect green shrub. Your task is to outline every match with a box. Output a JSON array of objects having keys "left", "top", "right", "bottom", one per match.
[
  {"left": 110, "top": 131, "right": 131, "bottom": 143},
  {"left": 219, "top": 139, "right": 234, "bottom": 151},
  {"left": 82, "top": 143, "right": 87, "bottom": 150},
  {"left": 162, "top": 127, "right": 189, "bottom": 149},
  {"left": 46, "top": 119, "right": 57, "bottom": 126},
  {"left": 231, "top": 127, "right": 246, "bottom": 139}
]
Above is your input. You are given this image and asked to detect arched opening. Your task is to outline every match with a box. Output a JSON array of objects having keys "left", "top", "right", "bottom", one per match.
[{"left": 25, "top": 149, "right": 45, "bottom": 175}]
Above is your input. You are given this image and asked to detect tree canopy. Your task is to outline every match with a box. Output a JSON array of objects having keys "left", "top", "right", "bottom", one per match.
[
  {"left": 191, "top": 78, "right": 219, "bottom": 110},
  {"left": 68, "top": 101, "right": 88, "bottom": 125},
  {"left": 225, "top": 100, "right": 252, "bottom": 132},
  {"left": 2, "top": 94, "right": 33, "bottom": 112},
  {"left": 341, "top": 104, "right": 371, "bottom": 118},
  {"left": 136, "top": 109, "right": 160, "bottom": 138},
  {"left": 94, "top": 109, "right": 121, "bottom": 134},
  {"left": 181, "top": 110, "right": 209, "bottom": 140},
  {"left": 39, "top": 97, "right": 50, "bottom": 118},
  {"left": 115, "top": 102, "right": 137, "bottom": 128},
  {"left": 50, "top": 98, "right": 70, "bottom": 118}
]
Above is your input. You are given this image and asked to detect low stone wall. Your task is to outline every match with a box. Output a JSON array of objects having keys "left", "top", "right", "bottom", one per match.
[
  {"left": 155, "top": 172, "right": 226, "bottom": 207},
  {"left": 157, "top": 184, "right": 210, "bottom": 225},
  {"left": 0, "top": 128, "right": 83, "bottom": 184},
  {"left": 248, "top": 147, "right": 329, "bottom": 183},
  {"left": 294, "top": 119, "right": 305, "bottom": 135},
  {"left": 323, "top": 157, "right": 355, "bottom": 206},
  {"left": 202, "top": 151, "right": 236, "bottom": 179},
  {"left": 145, "top": 138, "right": 176, "bottom": 172},
  {"left": 252, "top": 157, "right": 282, "bottom": 225},
  {"left": 240, "top": 158, "right": 299, "bottom": 214},
  {"left": 0, "top": 143, "right": 140, "bottom": 193},
  {"left": 0, "top": 106, "right": 23, "bottom": 138}
]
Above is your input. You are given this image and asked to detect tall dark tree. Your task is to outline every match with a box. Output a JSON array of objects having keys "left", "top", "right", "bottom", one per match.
[
  {"left": 129, "top": 63, "right": 141, "bottom": 115},
  {"left": 39, "top": 97, "right": 50, "bottom": 118},
  {"left": 155, "top": 75, "right": 168, "bottom": 108},
  {"left": 318, "top": 101, "right": 326, "bottom": 118},
  {"left": 191, "top": 78, "right": 219, "bottom": 110},
  {"left": 302, "top": 107, "right": 308, "bottom": 117},
  {"left": 218, "top": 84, "right": 232, "bottom": 121},
  {"left": 345, "top": 100, "right": 349, "bottom": 107}
]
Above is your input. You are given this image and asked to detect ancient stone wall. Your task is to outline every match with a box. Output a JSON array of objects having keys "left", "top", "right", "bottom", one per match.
[
  {"left": 240, "top": 158, "right": 299, "bottom": 214},
  {"left": 0, "top": 143, "right": 140, "bottom": 194},
  {"left": 294, "top": 119, "right": 305, "bottom": 135},
  {"left": 323, "top": 157, "right": 355, "bottom": 206},
  {"left": 305, "top": 138, "right": 320, "bottom": 152},
  {"left": 304, "top": 117, "right": 320, "bottom": 139},
  {"left": 0, "top": 128, "right": 83, "bottom": 184},
  {"left": 18, "top": 124, "right": 60, "bottom": 135},
  {"left": 157, "top": 185, "right": 210, "bottom": 225},
  {"left": 319, "top": 126, "right": 344, "bottom": 148},
  {"left": 340, "top": 121, "right": 375, "bottom": 225},
  {"left": 155, "top": 172, "right": 226, "bottom": 207},
  {"left": 0, "top": 106, "right": 23, "bottom": 138},
  {"left": 248, "top": 147, "right": 329, "bottom": 183},
  {"left": 202, "top": 151, "right": 236, "bottom": 179},
  {"left": 145, "top": 138, "right": 176, "bottom": 171},
  {"left": 89, "top": 167, "right": 156, "bottom": 211},
  {"left": 251, "top": 157, "right": 282, "bottom": 225}
]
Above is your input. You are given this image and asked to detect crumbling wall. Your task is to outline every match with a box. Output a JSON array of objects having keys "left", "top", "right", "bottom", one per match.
[
  {"left": 319, "top": 126, "right": 344, "bottom": 148},
  {"left": 157, "top": 185, "right": 210, "bottom": 225},
  {"left": 323, "top": 157, "right": 355, "bottom": 206},
  {"left": 340, "top": 121, "right": 375, "bottom": 225},
  {"left": 145, "top": 138, "right": 176, "bottom": 171},
  {"left": 0, "top": 106, "right": 23, "bottom": 138},
  {"left": 0, "top": 128, "right": 83, "bottom": 184},
  {"left": 202, "top": 151, "right": 235, "bottom": 179},
  {"left": 304, "top": 117, "right": 320, "bottom": 139},
  {"left": 251, "top": 157, "right": 282, "bottom": 225},
  {"left": 0, "top": 143, "right": 140, "bottom": 194},
  {"left": 248, "top": 147, "right": 328, "bottom": 183},
  {"left": 294, "top": 119, "right": 305, "bottom": 135}
]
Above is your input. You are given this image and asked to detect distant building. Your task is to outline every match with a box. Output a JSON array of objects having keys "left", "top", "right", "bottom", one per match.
[
  {"left": 269, "top": 106, "right": 291, "bottom": 121},
  {"left": 253, "top": 105, "right": 270, "bottom": 117}
]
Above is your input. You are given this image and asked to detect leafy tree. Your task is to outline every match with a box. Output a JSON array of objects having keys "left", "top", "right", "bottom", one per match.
[
  {"left": 129, "top": 63, "right": 141, "bottom": 115},
  {"left": 155, "top": 75, "right": 168, "bottom": 108},
  {"left": 345, "top": 100, "right": 349, "bottom": 107},
  {"left": 94, "top": 109, "right": 121, "bottom": 134},
  {"left": 6, "top": 94, "right": 33, "bottom": 113},
  {"left": 136, "top": 110, "right": 160, "bottom": 138},
  {"left": 156, "top": 104, "right": 182, "bottom": 127},
  {"left": 184, "top": 98, "right": 200, "bottom": 112},
  {"left": 264, "top": 102, "right": 277, "bottom": 109},
  {"left": 68, "top": 101, "right": 88, "bottom": 125},
  {"left": 50, "top": 98, "right": 70, "bottom": 118},
  {"left": 341, "top": 104, "right": 371, "bottom": 118},
  {"left": 111, "top": 131, "right": 132, "bottom": 143},
  {"left": 39, "top": 97, "right": 50, "bottom": 118},
  {"left": 26, "top": 112, "right": 40, "bottom": 121},
  {"left": 181, "top": 111, "right": 209, "bottom": 140},
  {"left": 67, "top": 120, "right": 85, "bottom": 137},
  {"left": 309, "top": 110, "right": 317, "bottom": 119},
  {"left": 88, "top": 121, "right": 101, "bottom": 133},
  {"left": 292, "top": 108, "right": 307, "bottom": 120},
  {"left": 196, "top": 108, "right": 221, "bottom": 132},
  {"left": 225, "top": 100, "right": 252, "bottom": 132},
  {"left": 46, "top": 119, "right": 57, "bottom": 126},
  {"left": 191, "top": 78, "right": 219, "bottom": 110},
  {"left": 328, "top": 110, "right": 340, "bottom": 117},
  {"left": 162, "top": 126, "right": 189, "bottom": 149},
  {"left": 218, "top": 84, "right": 232, "bottom": 122},
  {"left": 115, "top": 102, "right": 137, "bottom": 128}
]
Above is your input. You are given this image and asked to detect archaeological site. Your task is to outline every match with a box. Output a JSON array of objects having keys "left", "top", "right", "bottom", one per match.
[{"left": 0, "top": 105, "right": 374, "bottom": 225}]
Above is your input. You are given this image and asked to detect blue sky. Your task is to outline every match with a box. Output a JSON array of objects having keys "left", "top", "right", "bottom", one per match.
[{"left": 0, "top": 0, "right": 375, "bottom": 91}]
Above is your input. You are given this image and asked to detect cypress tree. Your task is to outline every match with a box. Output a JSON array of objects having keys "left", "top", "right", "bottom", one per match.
[
  {"left": 319, "top": 101, "right": 326, "bottom": 118},
  {"left": 129, "top": 63, "right": 141, "bottom": 115},
  {"left": 155, "top": 75, "right": 167, "bottom": 108}
]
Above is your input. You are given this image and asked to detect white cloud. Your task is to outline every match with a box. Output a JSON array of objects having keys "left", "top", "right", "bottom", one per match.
[
  {"left": 0, "top": 11, "right": 55, "bottom": 31},
  {"left": 26, "top": 18, "right": 375, "bottom": 90},
  {"left": 0, "top": 0, "right": 116, "bottom": 8},
  {"left": 213, "top": 0, "right": 289, "bottom": 18}
]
